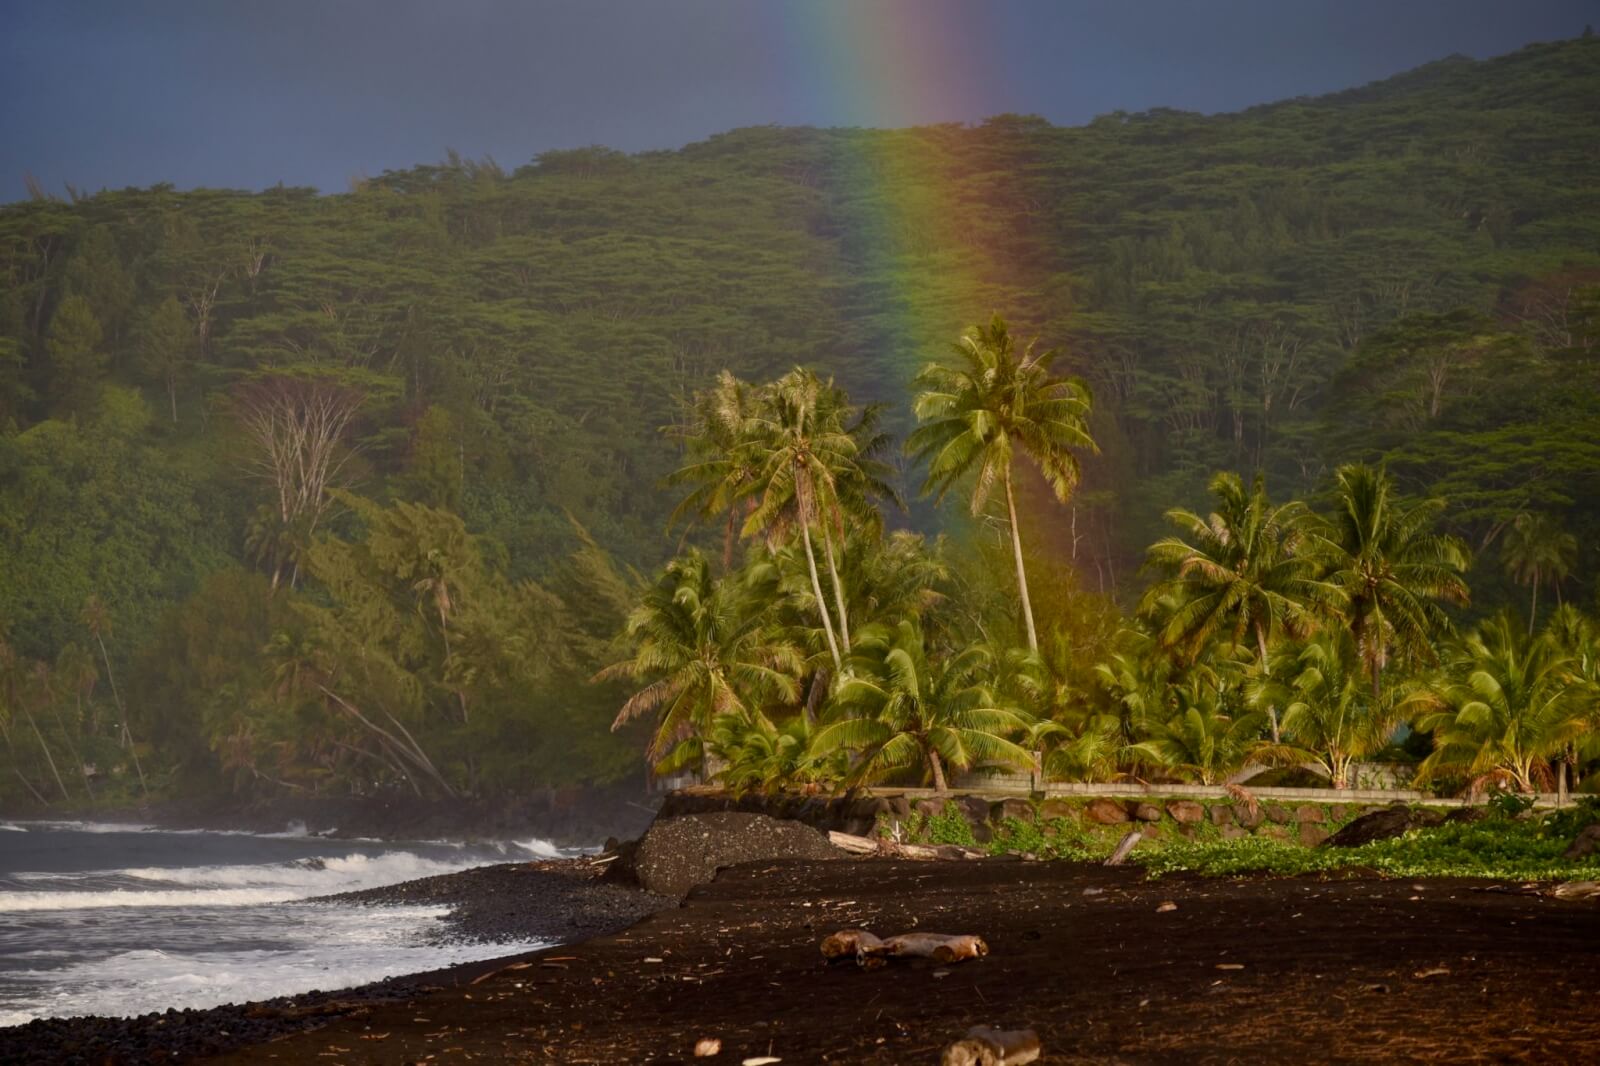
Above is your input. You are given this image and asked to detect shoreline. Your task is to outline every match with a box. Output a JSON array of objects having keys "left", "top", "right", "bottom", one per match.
[
  {"left": 8, "top": 853, "right": 1599, "bottom": 1063},
  {"left": 0, "top": 857, "right": 675, "bottom": 1065}
]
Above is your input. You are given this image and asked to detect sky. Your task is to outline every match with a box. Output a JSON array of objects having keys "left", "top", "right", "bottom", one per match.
[{"left": 1, "top": 0, "right": 1595, "bottom": 201}]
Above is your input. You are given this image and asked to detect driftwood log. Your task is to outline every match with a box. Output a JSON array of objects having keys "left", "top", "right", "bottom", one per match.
[
  {"left": 827, "top": 830, "right": 985, "bottom": 861},
  {"left": 1104, "top": 829, "right": 1143, "bottom": 866},
  {"left": 821, "top": 929, "right": 988, "bottom": 968},
  {"left": 941, "top": 1026, "right": 1042, "bottom": 1066}
]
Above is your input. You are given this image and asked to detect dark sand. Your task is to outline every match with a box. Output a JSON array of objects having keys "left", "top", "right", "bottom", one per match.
[{"left": 197, "top": 858, "right": 1599, "bottom": 1065}]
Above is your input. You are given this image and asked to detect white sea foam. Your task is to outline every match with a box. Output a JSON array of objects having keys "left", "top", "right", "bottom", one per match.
[{"left": 0, "top": 904, "right": 546, "bottom": 1023}]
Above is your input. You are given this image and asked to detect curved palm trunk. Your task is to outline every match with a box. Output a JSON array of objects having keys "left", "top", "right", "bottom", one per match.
[
  {"left": 1254, "top": 626, "right": 1281, "bottom": 744},
  {"left": 1003, "top": 468, "right": 1039, "bottom": 654},
  {"left": 26, "top": 711, "right": 70, "bottom": 802},
  {"left": 928, "top": 746, "right": 949, "bottom": 794},
  {"left": 822, "top": 529, "right": 852, "bottom": 654},
  {"left": 800, "top": 520, "right": 843, "bottom": 671},
  {"left": 1528, "top": 573, "right": 1539, "bottom": 637}
]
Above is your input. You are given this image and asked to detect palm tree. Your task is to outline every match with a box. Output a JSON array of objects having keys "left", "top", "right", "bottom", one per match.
[
  {"left": 1501, "top": 512, "right": 1578, "bottom": 635},
  {"left": 908, "top": 314, "right": 1097, "bottom": 652},
  {"left": 1541, "top": 604, "right": 1600, "bottom": 801},
  {"left": 665, "top": 371, "right": 764, "bottom": 569},
  {"left": 1126, "top": 678, "right": 1266, "bottom": 786},
  {"left": 741, "top": 369, "right": 863, "bottom": 671},
  {"left": 814, "top": 619, "right": 1035, "bottom": 792},
  {"left": 597, "top": 551, "right": 803, "bottom": 773},
  {"left": 1409, "top": 612, "right": 1586, "bottom": 795},
  {"left": 81, "top": 596, "right": 148, "bottom": 799},
  {"left": 1311, "top": 464, "right": 1469, "bottom": 699},
  {"left": 1247, "top": 631, "right": 1398, "bottom": 789},
  {"left": 1140, "top": 471, "right": 1336, "bottom": 741}
]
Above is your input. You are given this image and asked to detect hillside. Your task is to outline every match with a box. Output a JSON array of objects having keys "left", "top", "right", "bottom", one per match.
[{"left": 1, "top": 36, "right": 1597, "bottom": 800}]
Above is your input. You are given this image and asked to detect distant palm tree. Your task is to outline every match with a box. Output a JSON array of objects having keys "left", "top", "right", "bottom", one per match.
[
  {"left": 1501, "top": 512, "right": 1578, "bottom": 635},
  {"left": 909, "top": 315, "right": 1097, "bottom": 652},
  {"left": 815, "top": 619, "right": 1034, "bottom": 793},
  {"left": 1409, "top": 612, "right": 1585, "bottom": 794},
  {"left": 81, "top": 596, "right": 148, "bottom": 799},
  {"left": 1310, "top": 464, "right": 1469, "bottom": 700},
  {"left": 1141, "top": 471, "right": 1335, "bottom": 741},
  {"left": 597, "top": 551, "right": 803, "bottom": 773},
  {"left": 665, "top": 371, "right": 764, "bottom": 569},
  {"left": 1541, "top": 604, "right": 1600, "bottom": 800}
]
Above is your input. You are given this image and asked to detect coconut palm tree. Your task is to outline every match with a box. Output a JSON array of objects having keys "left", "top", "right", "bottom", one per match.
[
  {"left": 1541, "top": 604, "right": 1600, "bottom": 800},
  {"left": 1501, "top": 512, "right": 1578, "bottom": 635},
  {"left": 814, "top": 619, "right": 1035, "bottom": 792},
  {"left": 1247, "top": 631, "right": 1399, "bottom": 789},
  {"left": 665, "top": 371, "right": 764, "bottom": 569},
  {"left": 1311, "top": 463, "right": 1469, "bottom": 699},
  {"left": 598, "top": 550, "right": 803, "bottom": 773},
  {"left": 81, "top": 595, "right": 148, "bottom": 799},
  {"left": 1409, "top": 612, "right": 1586, "bottom": 795},
  {"left": 1126, "top": 678, "right": 1266, "bottom": 786},
  {"left": 1140, "top": 471, "right": 1336, "bottom": 741},
  {"left": 908, "top": 315, "right": 1097, "bottom": 652},
  {"left": 741, "top": 369, "right": 864, "bottom": 671}
]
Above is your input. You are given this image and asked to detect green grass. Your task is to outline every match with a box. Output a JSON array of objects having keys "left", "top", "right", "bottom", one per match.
[{"left": 1140, "top": 815, "right": 1600, "bottom": 881}]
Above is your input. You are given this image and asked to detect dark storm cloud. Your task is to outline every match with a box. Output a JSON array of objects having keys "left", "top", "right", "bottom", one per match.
[{"left": 1, "top": 0, "right": 1594, "bottom": 199}]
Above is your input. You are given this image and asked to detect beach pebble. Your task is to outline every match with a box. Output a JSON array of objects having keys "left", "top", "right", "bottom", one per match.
[
  {"left": 1156, "top": 901, "right": 1178, "bottom": 913},
  {"left": 695, "top": 1036, "right": 722, "bottom": 1056}
]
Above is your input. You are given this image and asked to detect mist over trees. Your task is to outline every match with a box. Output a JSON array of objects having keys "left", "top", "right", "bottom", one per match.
[{"left": 0, "top": 38, "right": 1597, "bottom": 805}]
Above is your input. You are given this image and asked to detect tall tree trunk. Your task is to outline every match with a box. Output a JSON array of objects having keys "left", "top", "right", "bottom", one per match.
[
  {"left": 94, "top": 633, "right": 148, "bottom": 799},
  {"left": 1529, "top": 576, "right": 1538, "bottom": 637},
  {"left": 1003, "top": 468, "right": 1039, "bottom": 653},
  {"left": 929, "top": 746, "right": 949, "bottom": 794},
  {"left": 822, "top": 529, "right": 851, "bottom": 654},
  {"left": 48, "top": 701, "right": 92, "bottom": 801},
  {"left": 1255, "top": 625, "right": 1281, "bottom": 744},
  {"left": 167, "top": 375, "right": 178, "bottom": 423},
  {"left": 26, "top": 711, "right": 70, "bottom": 802},
  {"left": 800, "top": 520, "right": 843, "bottom": 671}
]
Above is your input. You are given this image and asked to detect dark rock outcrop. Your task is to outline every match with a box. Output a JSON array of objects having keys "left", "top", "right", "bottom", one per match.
[
  {"left": 1324, "top": 804, "right": 1446, "bottom": 847},
  {"left": 618, "top": 811, "right": 841, "bottom": 897}
]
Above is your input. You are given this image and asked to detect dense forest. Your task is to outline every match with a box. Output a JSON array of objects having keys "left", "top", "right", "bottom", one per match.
[{"left": 1, "top": 36, "right": 1597, "bottom": 807}]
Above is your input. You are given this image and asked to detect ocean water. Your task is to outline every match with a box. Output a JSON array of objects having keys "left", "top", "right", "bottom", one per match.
[{"left": 0, "top": 820, "right": 567, "bottom": 1026}]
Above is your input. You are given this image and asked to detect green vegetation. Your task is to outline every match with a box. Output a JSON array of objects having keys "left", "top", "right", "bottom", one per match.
[{"left": 3, "top": 38, "right": 1600, "bottom": 808}]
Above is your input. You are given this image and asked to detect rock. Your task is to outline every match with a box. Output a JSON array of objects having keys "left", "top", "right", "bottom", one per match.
[
  {"left": 1294, "top": 805, "right": 1325, "bottom": 823},
  {"left": 887, "top": 795, "right": 912, "bottom": 818},
  {"left": 1134, "top": 803, "right": 1163, "bottom": 822},
  {"left": 1085, "top": 798, "right": 1130, "bottom": 824},
  {"left": 1298, "top": 823, "right": 1330, "bottom": 847},
  {"left": 1444, "top": 806, "right": 1489, "bottom": 825},
  {"left": 1564, "top": 824, "right": 1600, "bottom": 860},
  {"left": 1328, "top": 805, "right": 1348, "bottom": 823},
  {"left": 1038, "top": 799, "right": 1077, "bottom": 821},
  {"left": 994, "top": 798, "right": 1035, "bottom": 824},
  {"left": 970, "top": 822, "right": 993, "bottom": 845},
  {"left": 1232, "top": 804, "right": 1264, "bottom": 829},
  {"left": 629, "top": 812, "right": 840, "bottom": 897},
  {"left": 959, "top": 795, "right": 992, "bottom": 826},
  {"left": 1324, "top": 805, "right": 1446, "bottom": 848},
  {"left": 1167, "top": 801, "right": 1205, "bottom": 824},
  {"left": 1210, "top": 805, "right": 1233, "bottom": 826},
  {"left": 1219, "top": 825, "right": 1250, "bottom": 840},
  {"left": 914, "top": 798, "right": 945, "bottom": 819},
  {"left": 1259, "top": 824, "right": 1291, "bottom": 842},
  {"left": 1156, "top": 901, "right": 1178, "bottom": 913},
  {"left": 1264, "top": 805, "right": 1291, "bottom": 824}
]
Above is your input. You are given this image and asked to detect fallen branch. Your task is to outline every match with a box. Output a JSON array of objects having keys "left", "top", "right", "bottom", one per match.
[
  {"left": 821, "top": 928, "right": 988, "bottom": 968},
  {"left": 941, "top": 1026, "right": 1042, "bottom": 1066},
  {"left": 826, "top": 830, "right": 984, "bottom": 861}
]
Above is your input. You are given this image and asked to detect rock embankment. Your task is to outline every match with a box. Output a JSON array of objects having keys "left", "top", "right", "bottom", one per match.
[{"left": 605, "top": 810, "right": 842, "bottom": 896}]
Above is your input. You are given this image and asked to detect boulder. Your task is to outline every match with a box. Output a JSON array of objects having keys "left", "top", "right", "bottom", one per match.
[
  {"left": 1444, "top": 806, "right": 1489, "bottom": 825},
  {"left": 994, "top": 798, "right": 1036, "bottom": 824},
  {"left": 1298, "top": 823, "right": 1330, "bottom": 847},
  {"left": 1232, "top": 804, "right": 1264, "bottom": 829},
  {"left": 1294, "top": 805, "right": 1325, "bottom": 823},
  {"left": 627, "top": 812, "right": 840, "bottom": 897},
  {"left": 1324, "top": 804, "right": 1446, "bottom": 848},
  {"left": 1219, "top": 824, "right": 1250, "bottom": 841},
  {"left": 1264, "top": 805, "right": 1292, "bottom": 824},
  {"left": 1167, "top": 801, "right": 1205, "bottom": 824},
  {"left": 1134, "top": 803, "right": 1163, "bottom": 823},
  {"left": 886, "top": 794, "right": 912, "bottom": 818},
  {"left": 1084, "top": 798, "right": 1130, "bottom": 824},
  {"left": 1038, "top": 799, "right": 1077, "bottom": 822},
  {"left": 914, "top": 798, "right": 945, "bottom": 819},
  {"left": 1564, "top": 823, "right": 1600, "bottom": 861},
  {"left": 1210, "top": 805, "right": 1234, "bottom": 826},
  {"left": 959, "top": 795, "right": 993, "bottom": 825},
  {"left": 1328, "top": 805, "right": 1349, "bottom": 823},
  {"left": 1259, "top": 824, "right": 1291, "bottom": 842}
]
